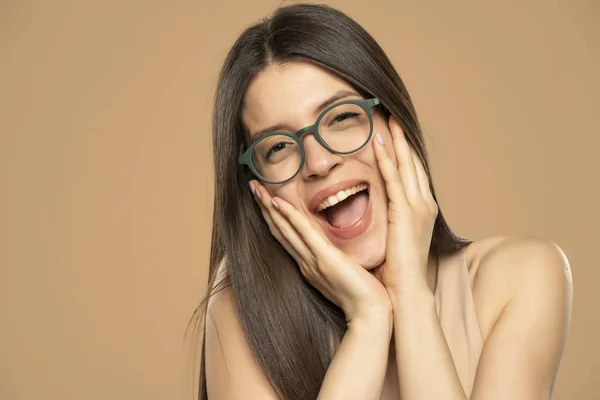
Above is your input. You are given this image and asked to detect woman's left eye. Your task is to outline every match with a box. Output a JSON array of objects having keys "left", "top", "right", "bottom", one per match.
[{"left": 332, "top": 112, "right": 358, "bottom": 123}]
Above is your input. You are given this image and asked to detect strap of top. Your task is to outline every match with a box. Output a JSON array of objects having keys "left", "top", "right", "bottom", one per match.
[{"left": 434, "top": 247, "right": 484, "bottom": 397}]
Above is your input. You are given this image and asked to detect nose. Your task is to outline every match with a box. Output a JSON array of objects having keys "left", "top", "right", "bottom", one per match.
[{"left": 300, "top": 133, "right": 343, "bottom": 180}]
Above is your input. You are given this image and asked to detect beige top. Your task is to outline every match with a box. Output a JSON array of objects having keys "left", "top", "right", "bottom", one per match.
[
  {"left": 207, "top": 248, "right": 485, "bottom": 399},
  {"left": 434, "top": 247, "right": 484, "bottom": 397}
]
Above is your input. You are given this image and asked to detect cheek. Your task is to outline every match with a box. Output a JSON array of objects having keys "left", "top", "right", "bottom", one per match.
[{"left": 267, "top": 185, "right": 304, "bottom": 210}]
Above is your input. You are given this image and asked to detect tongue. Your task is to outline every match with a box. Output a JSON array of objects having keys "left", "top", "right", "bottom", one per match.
[{"left": 326, "top": 192, "right": 369, "bottom": 229}]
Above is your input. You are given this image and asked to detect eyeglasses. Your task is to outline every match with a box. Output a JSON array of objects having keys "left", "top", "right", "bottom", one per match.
[{"left": 238, "top": 97, "right": 380, "bottom": 184}]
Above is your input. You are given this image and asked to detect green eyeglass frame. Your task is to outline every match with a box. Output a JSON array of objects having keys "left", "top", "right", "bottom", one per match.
[{"left": 238, "top": 97, "right": 381, "bottom": 184}]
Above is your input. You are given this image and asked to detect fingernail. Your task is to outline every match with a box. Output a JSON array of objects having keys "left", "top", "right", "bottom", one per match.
[
  {"left": 249, "top": 181, "right": 255, "bottom": 195},
  {"left": 376, "top": 132, "right": 384, "bottom": 144},
  {"left": 270, "top": 198, "right": 279, "bottom": 210},
  {"left": 255, "top": 188, "right": 262, "bottom": 200}
]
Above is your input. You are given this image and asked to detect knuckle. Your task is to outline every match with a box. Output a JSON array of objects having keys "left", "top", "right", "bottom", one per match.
[
  {"left": 413, "top": 202, "right": 431, "bottom": 219},
  {"left": 430, "top": 202, "right": 439, "bottom": 217},
  {"left": 300, "top": 264, "right": 318, "bottom": 283},
  {"left": 270, "top": 228, "right": 283, "bottom": 241},
  {"left": 298, "top": 263, "right": 311, "bottom": 278},
  {"left": 422, "top": 198, "right": 438, "bottom": 216}
]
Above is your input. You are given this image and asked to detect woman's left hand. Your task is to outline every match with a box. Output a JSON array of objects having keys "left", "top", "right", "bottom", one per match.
[{"left": 371, "top": 115, "right": 439, "bottom": 295}]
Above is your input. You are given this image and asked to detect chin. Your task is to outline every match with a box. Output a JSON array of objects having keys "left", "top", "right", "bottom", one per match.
[
  {"left": 344, "top": 235, "right": 386, "bottom": 270},
  {"left": 352, "top": 250, "right": 385, "bottom": 271},
  {"left": 330, "top": 203, "right": 388, "bottom": 270}
]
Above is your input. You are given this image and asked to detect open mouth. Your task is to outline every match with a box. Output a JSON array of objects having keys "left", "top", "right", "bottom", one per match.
[{"left": 315, "top": 183, "right": 370, "bottom": 229}]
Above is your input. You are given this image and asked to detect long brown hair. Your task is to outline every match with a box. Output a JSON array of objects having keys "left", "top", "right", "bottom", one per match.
[{"left": 191, "top": 3, "right": 471, "bottom": 399}]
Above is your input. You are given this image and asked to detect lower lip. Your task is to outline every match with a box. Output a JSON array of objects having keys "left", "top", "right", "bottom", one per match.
[{"left": 317, "top": 192, "right": 373, "bottom": 240}]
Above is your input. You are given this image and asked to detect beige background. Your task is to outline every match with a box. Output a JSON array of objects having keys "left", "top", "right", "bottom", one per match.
[{"left": 0, "top": 0, "right": 598, "bottom": 399}]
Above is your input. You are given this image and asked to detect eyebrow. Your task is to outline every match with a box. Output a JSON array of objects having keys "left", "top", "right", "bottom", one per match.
[{"left": 249, "top": 89, "right": 360, "bottom": 143}]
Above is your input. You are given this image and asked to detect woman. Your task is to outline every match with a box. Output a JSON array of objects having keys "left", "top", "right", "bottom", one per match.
[{"left": 196, "top": 3, "right": 572, "bottom": 399}]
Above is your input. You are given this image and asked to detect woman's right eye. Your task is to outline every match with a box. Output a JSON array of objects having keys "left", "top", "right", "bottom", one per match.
[
  {"left": 265, "top": 142, "right": 288, "bottom": 160},
  {"left": 271, "top": 143, "right": 286, "bottom": 153}
]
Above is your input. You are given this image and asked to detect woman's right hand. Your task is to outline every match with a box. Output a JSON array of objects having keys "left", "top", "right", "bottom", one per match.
[{"left": 250, "top": 180, "right": 392, "bottom": 325}]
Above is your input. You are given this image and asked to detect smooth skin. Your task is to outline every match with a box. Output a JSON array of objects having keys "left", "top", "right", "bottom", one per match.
[{"left": 205, "top": 61, "right": 573, "bottom": 399}]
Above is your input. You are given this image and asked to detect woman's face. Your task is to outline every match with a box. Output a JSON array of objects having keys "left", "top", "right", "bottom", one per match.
[{"left": 242, "top": 61, "right": 398, "bottom": 270}]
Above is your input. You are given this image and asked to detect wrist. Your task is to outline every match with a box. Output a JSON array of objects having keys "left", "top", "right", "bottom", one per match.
[
  {"left": 388, "top": 284, "right": 435, "bottom": 310},
  {"left": 348, "top": 307, "right": 393, "bottom": 337},
  {"left": 386, "top": 278, "right": 431, "bottom": 299}
]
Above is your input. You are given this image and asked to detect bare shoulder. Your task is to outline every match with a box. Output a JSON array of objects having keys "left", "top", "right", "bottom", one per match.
[
  {"left": 465, "top": 236, "right": 573, "bottom": 341},
  {"left": 205, "top": 259, "right": 278, "bottom": 399},
  {"left": 206, "top": 258, "right": 231, "bottom": 313}
]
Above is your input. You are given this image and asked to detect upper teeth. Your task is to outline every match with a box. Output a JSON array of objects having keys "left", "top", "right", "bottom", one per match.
[{"left": 316, "top": 183, "right": 369, "bottom": 212}]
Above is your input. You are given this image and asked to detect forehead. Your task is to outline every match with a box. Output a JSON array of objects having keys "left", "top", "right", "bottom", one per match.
[{"left": 242, "top": 61, "right": 355, "bottom": 133}]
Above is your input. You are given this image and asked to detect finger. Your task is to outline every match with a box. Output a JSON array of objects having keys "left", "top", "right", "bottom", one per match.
[
  {"left": 255, "top": 184, "right": 313, "bottom": 264},
  {"left": 409, "top": 148, "right": 431, "bottom": 200},
  {"left": 388, "top": 115, "right": 421, "bottom": 204},
  {"left": 372, "top": 132, "right": 410, "bottom": 210},
  {"left": 409, "top": 149, "right": 438, "bottom": 214},
  {"left": 252, "top": 182, "right": 311, "bottom": 261},
  {"left": 256, "top": 195, "right": 305, "bottom": 261}
]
